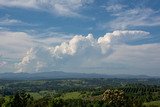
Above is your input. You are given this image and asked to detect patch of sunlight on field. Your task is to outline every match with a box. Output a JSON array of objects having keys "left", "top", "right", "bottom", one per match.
[
  {"left": 143, "top": 101, "right": 160, "bottom": 107},
  {"left": 61, "top": 92, "right": 82, "bottom": 100},
  {"left": 29, "top": 92, "right": 43, "bottom": 100}
]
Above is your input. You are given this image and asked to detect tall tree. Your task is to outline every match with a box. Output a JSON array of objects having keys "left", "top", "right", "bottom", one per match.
[{"left": 11, "top": 91, "right": 32, "bottom": 107}]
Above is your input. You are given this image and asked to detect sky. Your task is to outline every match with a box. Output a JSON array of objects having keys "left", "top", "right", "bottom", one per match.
[{"left": 0, "top": 0, "right": 160, "bottom": 75}]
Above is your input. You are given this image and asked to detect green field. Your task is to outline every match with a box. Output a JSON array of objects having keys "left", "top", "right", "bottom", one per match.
[
  {"left": 143, "top": 101, "right": 160, "bottom": 107},
  {"left": 1, "top": 79, "right": 160, "bottom": 107},
  {"left": 60, "top": 92, "right": 82, "bottom": 100},
  {"left": 29, "top": 91, "right": 88, "bottom": 100},
  {"left": 29, "top": 92, "right": 43, "bottom": 100}
]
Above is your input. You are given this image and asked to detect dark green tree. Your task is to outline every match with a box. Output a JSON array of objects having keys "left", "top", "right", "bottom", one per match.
[
  {"left": 49, "top": 99, "right": 63, "bottom": 107},
  {"left": 0, "top": 97, "right": 5, "bottom": 107},
  {"left": 32, "top": 98, "right": 48, "bottom": 107},
  {"left": 11, "top": 91, "right": 32, "bottom": 107}
]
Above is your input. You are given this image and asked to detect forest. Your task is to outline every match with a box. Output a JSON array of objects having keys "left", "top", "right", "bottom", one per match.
[{"left": 1, "top": 78, "right": 160, "bottom": 107}]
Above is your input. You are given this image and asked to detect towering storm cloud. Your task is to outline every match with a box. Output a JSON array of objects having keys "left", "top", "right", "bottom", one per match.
[{"left": 16, "top": 30, "right": 149, "bottom": 73}]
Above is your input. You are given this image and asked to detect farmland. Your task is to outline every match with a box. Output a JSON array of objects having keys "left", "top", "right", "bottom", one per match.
[{"left": 1, "top": 78, "right": 160, "bottom": 107}]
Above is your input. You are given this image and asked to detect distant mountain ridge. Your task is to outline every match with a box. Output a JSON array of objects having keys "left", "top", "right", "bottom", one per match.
[{"left": 0, "top": 71, "right": 153, "bottom": 80}]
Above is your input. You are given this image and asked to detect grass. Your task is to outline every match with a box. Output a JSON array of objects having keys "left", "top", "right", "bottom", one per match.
[
  {"left": 143, "top": 101, "right": 160, "bottom": 107},
  {"left": 29, "top": 92, "right": 43, "bottom": 100},
  {"left": 60, "top": 92, "right": 82, "bottom": 100}
]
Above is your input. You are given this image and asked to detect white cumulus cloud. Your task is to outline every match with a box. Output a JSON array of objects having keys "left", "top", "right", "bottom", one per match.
[
  {"left": 16, "top": 30, "right": 150, "bottom": 73},
  {"left": 1, "top": 30, "right": 158, "bottom": 75},
  {"left": 0, "top": 31, "right": 35, "bottom": 58},
  {"left": 0, "top": 30, "right": 70, "bottom": 73}
]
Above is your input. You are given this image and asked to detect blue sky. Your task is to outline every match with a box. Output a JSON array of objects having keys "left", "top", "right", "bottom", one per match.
[{"left": 0, "top": 0, "right": 160, "bottom": 75}]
